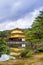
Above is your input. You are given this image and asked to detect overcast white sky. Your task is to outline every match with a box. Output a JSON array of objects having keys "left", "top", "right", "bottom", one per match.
[{"left": 0, "top": 0, "right": 43, "bottom": 31}]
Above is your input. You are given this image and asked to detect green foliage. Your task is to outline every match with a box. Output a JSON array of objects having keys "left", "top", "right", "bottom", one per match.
[
  {"left": 0, "top": 30, "right": 11, "bottom": 38},
  {"left": 20, "top": 50, "right": 33, "bottom": 58},
  {"left": 26, "top": 50, "right": 33, "bottom": 57},
  {"left": 20, "top": 50, "right": 28, "bottom": 57},
  {"left": 37, "top": 47, "right": 43, "bottom": 52},
  {"left": 25, "top": 11, "right": 43, "bottom": 43},
  {"left": 0, "top": 38, "right": 10, "bottom": 57},
  {"left": 0, "top": 38, "right": 6, "bottom": 45}
]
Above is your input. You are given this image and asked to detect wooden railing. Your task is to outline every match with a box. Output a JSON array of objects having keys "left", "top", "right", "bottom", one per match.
[{"left": 7, "top": 41, "right": 29, "bottom": 44}]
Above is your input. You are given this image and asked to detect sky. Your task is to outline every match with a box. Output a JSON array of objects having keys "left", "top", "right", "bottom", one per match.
[{"left": 0, "top": 0, "right": 43, "bottom": 31}]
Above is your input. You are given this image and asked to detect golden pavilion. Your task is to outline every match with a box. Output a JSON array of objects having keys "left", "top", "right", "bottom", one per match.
[
  {"left": 8, "top": 28, "right": 25, "bottom": 42},
  {"left": 7, "top": 28, "right": 27, "bottom": 47}
]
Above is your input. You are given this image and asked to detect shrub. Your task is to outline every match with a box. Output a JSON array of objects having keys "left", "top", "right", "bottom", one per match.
[
  {"left": 0, "top": 38, "right": 10, "bottom": 57},
  {"left": 0, "top": 38, "right": 6, "bottom": 45},
  {"left": 37, "top": 47, "right": 43, "bottom": 52},
  {"left": 20, "top": 50, "right": 33, "bottom": 58},
  {"left": 20, "top": 50, "right": 28, "bottom": 57},
  {"left": 26, "top": 50, "right": 33, "bottom": 57}
]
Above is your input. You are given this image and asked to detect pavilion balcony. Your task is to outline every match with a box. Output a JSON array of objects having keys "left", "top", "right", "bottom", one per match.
[{"left": 7, "top": 41, "right": 29, "bottom": 45}]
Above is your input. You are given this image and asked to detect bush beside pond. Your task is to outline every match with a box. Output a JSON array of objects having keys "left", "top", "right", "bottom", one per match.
[
  {"left": 0, "top": 38, "right": 10, "bottom": 57},
  {"left": 20, "top": 50, "right": 33, "bottom": 58},
  {"left": 37, "top": 47, "right": 43, "bottom": 52}
]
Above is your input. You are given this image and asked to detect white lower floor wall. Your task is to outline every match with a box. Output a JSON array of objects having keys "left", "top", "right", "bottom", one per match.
[
  {"left": 22, "top": 44, "right": 26, "bottom": 47},
  {"left": 22, "top": 38, "right": 25, "bottom": 41}
]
